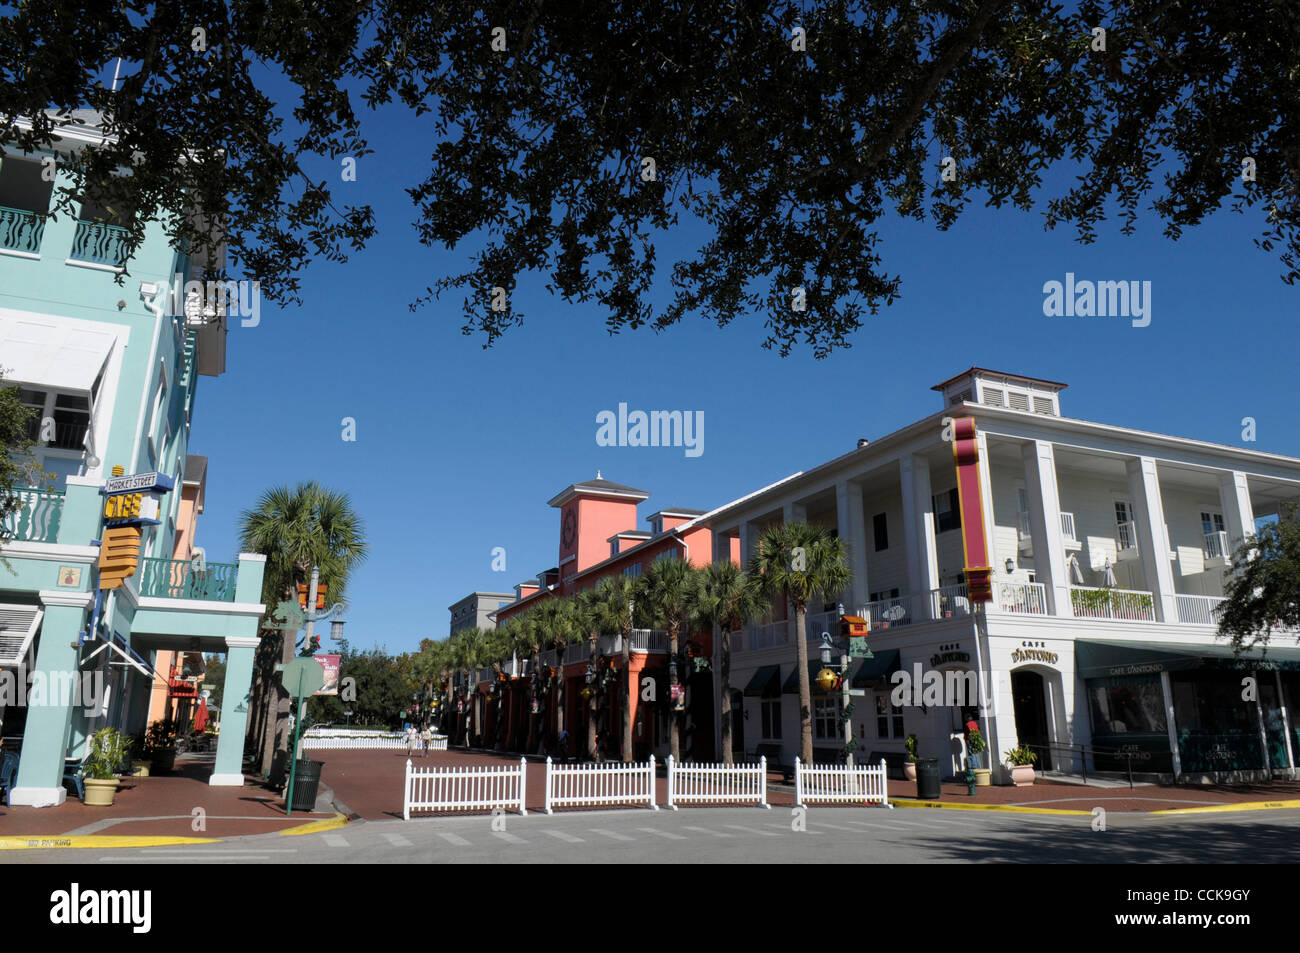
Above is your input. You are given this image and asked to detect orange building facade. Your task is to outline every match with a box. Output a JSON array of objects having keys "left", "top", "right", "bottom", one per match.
[{"left": 452, "top": 475, "right": 739, "bottom": 762}]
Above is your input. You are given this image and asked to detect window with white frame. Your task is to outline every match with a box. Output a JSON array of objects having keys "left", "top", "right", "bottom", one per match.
[
  {"left": 813, "top": 697, "right": 839, "bottom": 740},
  {"left": 932, "top": 487, "right": 961, "bottom": 533},
  {"left": 875, "top": 693, "right": 904, "bottom": 738},
  {"left": 761, "top": 699, "right": 781, "bottom": 739}
]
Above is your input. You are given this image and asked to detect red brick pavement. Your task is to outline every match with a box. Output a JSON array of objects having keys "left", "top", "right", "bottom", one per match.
[
  {"left": 0, "top": 756, "right": 332, "bottom": 838},
  {"left": 320, "top": 748, "right": 1300, "bottom": 819}
]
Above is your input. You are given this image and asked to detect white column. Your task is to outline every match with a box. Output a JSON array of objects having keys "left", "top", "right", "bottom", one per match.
[
  {"left": 837, "top": 480, "right": 869, "bottom": 608},
  {"left": 1161, "top": 670, "right": 1182, "bottom": 777},
  {"left": 1126, "top": 457, "right": 1178, "bottom": 623},
  {"left": 1022, "top": 441, "right": 1073, "bottom": 617},
  {"left": 899, "top": 455, "right": 939, "bottom": 619},
  {"left": 1218, "top": 471, "right": 1256, "bottom": 553}
]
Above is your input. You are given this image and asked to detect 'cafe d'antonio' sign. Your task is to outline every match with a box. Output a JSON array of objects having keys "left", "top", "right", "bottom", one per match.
[
  {"left": 1011, "top": 647, "right": 1060, "bottom": 666},
  {"left": 930, "top": 651, "right": 970, "bottom": 667}
]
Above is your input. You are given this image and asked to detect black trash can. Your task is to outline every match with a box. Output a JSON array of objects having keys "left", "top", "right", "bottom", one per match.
[
  {"left": 916, "top": 757, "right": 941, "bottom": 800},
  {"left": 289, "top": 759, "right": 323, "bottom": 812}
]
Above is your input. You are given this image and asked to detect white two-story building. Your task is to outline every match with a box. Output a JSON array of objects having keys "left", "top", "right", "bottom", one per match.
[{"left": 707, "top": 369, "right": 1300, "bottom": 783}]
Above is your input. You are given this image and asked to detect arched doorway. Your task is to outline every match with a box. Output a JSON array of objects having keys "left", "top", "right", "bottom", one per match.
[{"left": 1012, "top": 670, "right": 1053, "bottom": 770}]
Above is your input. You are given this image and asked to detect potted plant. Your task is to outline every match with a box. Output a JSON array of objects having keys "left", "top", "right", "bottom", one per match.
[
  {"left": 141, "top": 721, "right": 178, "bottom": 774},
  {"left": 84, "top": 727, "right": 130, "bottom": 806},
  {"left": 903, "top": 733, "right": 919, "bottom": 781},
  {"left": 966, "top": 728, "right": 991, "bottom": 786},
  {"left": 1005, "top": 744, "right": 1038, "bottom": 786}
]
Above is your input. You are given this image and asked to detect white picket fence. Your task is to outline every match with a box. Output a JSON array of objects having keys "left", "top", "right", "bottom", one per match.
[
  {"left": 403, "top": 757, "right": 527, "bottom": 819},
  {"left": 794, "top": 758, "right": 892, "bottom": 808},
  {"left": 665, "top": 756, "right": 769, "bottom": 810},
  {"left": 544, "top": 756, "right": 658, "bottom": 813},
  {"left": 305, "top": 733, "right": 448, "bottom": 751}
]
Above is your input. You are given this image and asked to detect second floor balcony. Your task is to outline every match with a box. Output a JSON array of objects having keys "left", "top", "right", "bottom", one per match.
[
  {"left": 69, "top": 220, "right": 129, "bottom": 268},
  {"left": 137, "top": 556, "right": 238, "bottom": 602},
  {"left": 1, "top": 487, "right": 64, "bottom": 543},
  {"left": 0, "top": 205, "right": 45, "bottom": 255}
]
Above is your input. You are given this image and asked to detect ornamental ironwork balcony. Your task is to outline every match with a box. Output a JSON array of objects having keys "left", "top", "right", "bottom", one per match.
[
  {"left": 1, "top": 487, "right": 64, "bottom": 543},
  {"left": 70, "top": 220, "right": 129, "bottom": 267},
  {"left": 137, "top": 556, "right": 238, "bottom": 601},
  {"left": 0, "top": 205, "right": 45, "bottom": 254}
]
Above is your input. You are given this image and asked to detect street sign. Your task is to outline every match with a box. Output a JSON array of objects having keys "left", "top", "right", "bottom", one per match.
[
  {"left": 281, "top": 657, "right": 325, "bottom": 697},
  {"left": 848, "top": 689, "right": 866, "bottom": 697}
]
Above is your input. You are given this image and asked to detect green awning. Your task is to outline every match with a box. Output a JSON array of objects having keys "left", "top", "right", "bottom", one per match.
[
  {"left": 742, "top": 664, "right": 782, "bottom": 698},
  {"left": 1076, "top": 640, "right": 1300, "bottom": 680},
  {"left": 850, "top": 649, "right": 901, "bottom": 689}
]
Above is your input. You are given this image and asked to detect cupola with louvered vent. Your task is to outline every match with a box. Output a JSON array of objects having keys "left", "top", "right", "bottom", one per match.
[{"left": 932, "top": 369, "right": 1066, "bottom": 416}]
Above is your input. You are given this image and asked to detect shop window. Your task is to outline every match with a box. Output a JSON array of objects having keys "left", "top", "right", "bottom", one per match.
[
  {"left": 813, "top": 697, "right": 839, "bottom": 740},
  {"left": 875, "top": 693, "right": 904, "bottom": 738},
  {"left": 1087, "top": 675, "right": 1166, "bottom": 734},
  {"left": 761, "top": 699, "right": 781, "bottom": 739}
]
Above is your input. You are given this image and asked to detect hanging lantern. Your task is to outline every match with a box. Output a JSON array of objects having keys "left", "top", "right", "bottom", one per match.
[{"left": 815, "top": 667, "right": 840, "bottom": 693}]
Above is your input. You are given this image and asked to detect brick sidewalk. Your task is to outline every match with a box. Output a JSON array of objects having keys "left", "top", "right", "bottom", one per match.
[
  {"left": 320, "top": 747, "right": 1300, "bottom": 819},
  {"left": 0, "top": 755, "right": 332, "bottom": 838}
]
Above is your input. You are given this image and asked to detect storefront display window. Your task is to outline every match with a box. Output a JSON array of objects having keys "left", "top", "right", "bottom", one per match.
[{"left": 1086, "top": 674, "right": 1172, "bottom": 773}]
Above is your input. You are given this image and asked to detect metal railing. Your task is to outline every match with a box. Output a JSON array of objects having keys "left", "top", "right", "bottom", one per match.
[
  {"left": 0, "top": 205, "right": 45, "bottom": 253},
  {"left": 997, "top": 582, "right": 1048, "bottom": 615},
  {"left": 1, "top": 487, "right": 64, "bottom": 543},
  {"left": 927, "top": 583, "right": 972, "bottom": 619},
  {"left": 70, "top": 220, "right": 129, "bottom": 266},
  {"left": 1069, "top": 586, "right": 1156, "bottom": 621},
  {"left": 1021, "top": 742, "right": 1138, "bottom": 789},
  {"left": 746, "top": 619, "right": 789, "bottom": 651},
  {"left": 859, "top": 595, "right": 913, "bottom": 629},
  {"left": 805, "top": 610, "right": 839, "bottom": 640},
  {"left": 1175, "top": 594, "right": 1227, "bottom": 626},
  {"left": 629, "top": 629, "right": 669, "bottom": 652},
  {"left": 137, "top": 557, "right": 238, "bottom": 601},
  {"left": 564, "top": 642, "right": 591, "bottom": 665},
  {"left": 1203, "top": 531, "right": 1230, "bottom": 561}
]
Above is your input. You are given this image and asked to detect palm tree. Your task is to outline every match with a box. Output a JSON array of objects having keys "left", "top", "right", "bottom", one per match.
[
  {"left": 547, "top": 597, "right": 583, "bottom": 757},
  {"left": 239, "top": 481, "right": 367, "bottom": 778},
  {"left": 451, "top": 627, "right": 487, "bottom": 745},
  {"left": 640, "top": 556, "right": 701, "bottom": 762},
  {"left": 593, "top": 574, "right": 641, "bottom": 762},
  {"left": 482, "top": 624, "right": 515, "bottom": 749},
  {"left": 575, "top": 588, "right": 607, "bottom": 760},
  {"left": 694, "top": 560, "right": 766, "bottom": 764},
  {"left": 748, "top": 522, "right": 851, "bottom": 765},
  {"left": 521, "top": 602, "right": 557, "bottom": 753}
]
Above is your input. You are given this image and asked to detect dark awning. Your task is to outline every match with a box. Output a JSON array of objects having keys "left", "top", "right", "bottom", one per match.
[
  {"left": 850, "top": 649, "right": 901, "bottom": 689},
  {"left": 743, "top": 664, "right": 782, "bottom": 698},
  {"left": 1076, "top": 640, "right": 1300, "bottom": 680}
]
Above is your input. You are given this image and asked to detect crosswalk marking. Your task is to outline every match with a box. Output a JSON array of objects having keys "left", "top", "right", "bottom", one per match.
[
  {"left": 381, "top": 833, "right": 413, "bottom": 847},
  {"left": 492, "top": 831, "right": 527, "bottom": 844},
  {"left": 724, "top": 824, "right": 779, "bottom": 837},
  {"left": 637, "top": 827, "right": 686, "bottom": 840},
  {"left": 323, "top": 834, "right": 349, "bottom": 848},
  {"left": 684, "top": 826, "right": 733, "bottom": 838},
  {"left": 436, "top": 831, "right": 472, "bottom": 847},
  {"left": 543, "top": 830, "right": 585, "bottom": 843},
  {"left": 589, "top": 828, "right": 635, "bottom": 842}
]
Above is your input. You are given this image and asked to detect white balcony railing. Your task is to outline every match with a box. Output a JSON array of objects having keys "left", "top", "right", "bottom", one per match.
[
  {"left": 1176, "top": 594, "right": 1228, "bottom": 626},
  {"left": 859, "top": 595, "right": 913, "bottom": 629},
  {"left": 927, "top": 583, "right": 972, "bottom": 619},
  {"left": 805, "top": 610, "right": 839, "bottom": 641},
  {"left": 998, "top": 582, "right": 1048, "bottom": 615},
  {"left": 1116, "top": 520, "right": 1139, "bottom": 555},
  {"left": 1070, "top": 586, "right": 1156, "bottom": 621},
  {"left": 1203, "top": 531, "right": 1231, "bottom": 563},
  {"left": 564, "top": 642, "right": 591, "bottom": 665},
  {"left": 629, "top": 629, "right": 669, "bottom": 652},
  {"left": 745, "top": 620, "right": 790, "bottom": 652}
]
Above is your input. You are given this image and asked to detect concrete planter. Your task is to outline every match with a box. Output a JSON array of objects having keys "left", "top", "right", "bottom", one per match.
[
  {"left": 1010, "top": 764, "right": 1036, "bottom": 787},
  {"left": 130, "top": 760, "right": 151, "bottom": 778},
  {"left": 903, "top": 761, "right": 917, "bottom": 782},
  {"left": 974, "top": 768, "right": 991, "bottom": 786},
  {"left": 83, "top": 777, "right": 120, "bottom": 807}
]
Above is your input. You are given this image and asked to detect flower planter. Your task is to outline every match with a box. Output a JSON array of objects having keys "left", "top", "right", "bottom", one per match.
[
  {"left": 973, "top": 768, "right": 991, "bottom": 786},
  {"left": 83, "top": 777, "right": 120, "bottom": 807},
  {"left": 903, "top": 761, "right": 917, "bottom": 782},
  {"left": 1010, "top": 764, "right": 1036, "bottom": 787},
  {"left": 130, "top": 760, "right": 151, "bottom": 778}
]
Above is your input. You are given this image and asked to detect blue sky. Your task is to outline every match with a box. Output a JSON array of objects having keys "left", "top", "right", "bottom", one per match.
[{"left": 183, "top": 99, "right": 1296, "bottom": 658}]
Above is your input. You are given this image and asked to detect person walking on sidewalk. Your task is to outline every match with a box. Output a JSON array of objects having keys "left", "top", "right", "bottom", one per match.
[
  {"left": 420, "top": 725, "right": 432, "bottom": 758},
  {"left": 405, "top": 725, "right": 417, "bottom": 757}
]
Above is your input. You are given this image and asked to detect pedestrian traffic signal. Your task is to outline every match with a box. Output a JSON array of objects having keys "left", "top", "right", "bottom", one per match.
[{"left": 98, "top": 526, "right": 143, "bottom": 589}]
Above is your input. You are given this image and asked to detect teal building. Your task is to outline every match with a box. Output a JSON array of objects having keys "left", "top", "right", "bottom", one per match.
[{"left": 0, "top": 111, "right": 265, "bottom": 804}]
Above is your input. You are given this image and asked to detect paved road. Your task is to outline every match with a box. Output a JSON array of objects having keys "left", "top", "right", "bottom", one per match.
[{"left": 9, "top": 806, "right": 1300, "bottom": 864}]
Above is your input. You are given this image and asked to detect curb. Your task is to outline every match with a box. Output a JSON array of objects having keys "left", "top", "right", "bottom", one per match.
[
  {"left": 1150, "top": 798, "right": 1300, "bottom": 816},
  {"left": 278, "top": 812, "right": 350, "bottom": 836},
  {"left": 0, "top": 834, "right": 221, "bottom": 850},
  {"left": 893, "top": 799, "right": 1092, "bottom": 816}
]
